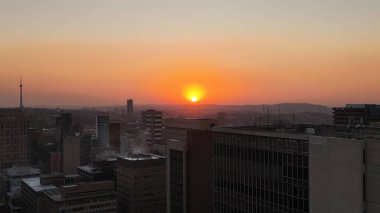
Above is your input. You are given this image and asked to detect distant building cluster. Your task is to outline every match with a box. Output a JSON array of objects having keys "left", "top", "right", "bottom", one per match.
[{"left": 2, "top": 80, "right": 380, "bottom": 212}]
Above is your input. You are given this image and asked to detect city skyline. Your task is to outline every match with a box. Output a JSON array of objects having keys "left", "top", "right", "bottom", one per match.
[{"left": 1, "top": 0, "right": 380, "bottom": 106}]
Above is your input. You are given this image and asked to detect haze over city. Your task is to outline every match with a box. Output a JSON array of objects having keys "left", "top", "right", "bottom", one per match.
[{"left": 1, "top": 0, "right": 380, "bottom": 107}]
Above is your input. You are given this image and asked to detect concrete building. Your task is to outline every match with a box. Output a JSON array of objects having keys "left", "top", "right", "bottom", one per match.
[
  {"left": 109, "top": 122, "right": 121, "bottom": 151},
  {"left": 77, "top": 164, "right": 106, "bottom": 182},
  {"left": 164, "top": 118, "right": 216, "bottom": 213},
  {"left": 333, "top": 104, "right": 380, "bottom": 125},
  {"left": 80, "top": 134, "right": 92, "bottom": 166},
  {"left": 63, "top": 136, "right": 80, "bottom": 175},
  {"left": 0, "top": 111, "right": 29, "bottom": 169},
  {"left": 41, "top": 180, "right": 116, "bottom": 212},
  {"left": 142, "top": 109, "right": 164, "bottom": 154},
  {"left": 96, "top": 115, "right": 109, "bottom": 147},
  {"left": 212, "top": 125, "right": 380, "bottom": 213},
  {"left": 126, "top": 99, "right": 134, "bottom": 123},
  {"left": 20, "top": 177, "right": 57, "bottom": 213},
  {"left": 117, "top": 153, "right": 166, "bottom": 213},
  {"left": 0, "top": 166, "right": 40, "bottom": 209}
]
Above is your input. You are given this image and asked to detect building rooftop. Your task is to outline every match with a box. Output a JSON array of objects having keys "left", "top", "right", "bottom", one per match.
[
  {"left": 120, "top": 153, "right": 165, "bottom": 161},
  {"left": 213, "top": 124, "right": 380, "bottom": 140},
  {"left": 43, "top": 180, "right": 115, "bottom": 202},
  {"left": 21, "top": 177, "right": 57, "bottom": 192},
  {"left": 77, "top": 165, "right": 103, "bottom": 174},
  {"left": 1, "top": 166, "right": 40, "bottom": 178}
]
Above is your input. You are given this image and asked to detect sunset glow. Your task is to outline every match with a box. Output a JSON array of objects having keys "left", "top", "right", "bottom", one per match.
[
  {"left": 184, "top": 85, "right": 204, "bottom": 103},
  {"left": 1, "top": 1, "right": 380, "bottom": 106}
]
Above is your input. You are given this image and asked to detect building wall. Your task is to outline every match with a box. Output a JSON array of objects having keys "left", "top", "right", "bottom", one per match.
[
  {"left": 0, "top": 115, "right": 28, "bottom": 169},
  {"left": 96, "top": 116, "right": 109, "bottom": 147},
  {"left": 63, "top": 137, "right": 80, "bottom": 175},
  {"left": 309, "top": 136, "right": 364, "bottom": 213},
  {"left": 117, "top": 157, "right": 166, "bottom": 213},
  {"left": 213, "top": 130, "right": 309, "bottom": 213},
  {"left": 365, "top": 140, "right": 380, "bottom": 213},
  {"left": 187, "top": 130, "right": 213, "bottom": 213}
]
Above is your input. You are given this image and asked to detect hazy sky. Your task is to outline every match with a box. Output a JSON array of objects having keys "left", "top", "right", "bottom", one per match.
[{"left": 1, "top": 0, "right": 379, "bottom": 107}]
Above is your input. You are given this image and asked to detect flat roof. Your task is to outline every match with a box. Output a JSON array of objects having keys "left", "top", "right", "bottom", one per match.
[
  {"left": 2, "top": 166, "right": 40, "bottom": 178},
  {"left": 21, "top": 177, "right": 57, "bottom": 192}
]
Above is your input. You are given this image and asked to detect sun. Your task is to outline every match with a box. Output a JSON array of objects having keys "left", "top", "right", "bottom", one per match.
[
  {"left": 184, "top": 85, "right": 205, "bottom": 103},
  {"left": 191, "top": 96, "right": 198, "bottom": 102}
]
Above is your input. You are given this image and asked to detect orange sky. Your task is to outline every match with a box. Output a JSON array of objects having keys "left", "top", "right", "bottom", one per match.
[{"left": 1, "top": 1, "right": 380, "bottom": 107}]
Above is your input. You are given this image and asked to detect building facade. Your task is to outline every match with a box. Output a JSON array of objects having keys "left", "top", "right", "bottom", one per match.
[
  {"left": 41, "top": 181, "right": 116, "bottom": 212},
  {"left": 117, "top": 154, "right": 166, "bottom": 213},
  {"left": 333, "top": 104, "right": 380, "bottom": 125},
  {"left": 96, "top": 115, "right": 109, "bottom": 147},
  {"left": 0, "top": 112, "right": 29, "bottom": 169},
  {"left": 142, "top": 109, "right": 163, "bottom": 154},
  {"left": 164, "top": 118, "right": 216, "bottom": 213}
]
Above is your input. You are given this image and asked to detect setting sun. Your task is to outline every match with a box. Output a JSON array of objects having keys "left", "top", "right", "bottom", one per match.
[{"left": 184, "top": 85, "right": 205, "bottom": 103}]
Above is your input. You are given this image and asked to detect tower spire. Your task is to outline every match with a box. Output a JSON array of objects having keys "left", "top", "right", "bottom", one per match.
[{"left": 20, "top": 76, "right": 24, "bottom": 111}]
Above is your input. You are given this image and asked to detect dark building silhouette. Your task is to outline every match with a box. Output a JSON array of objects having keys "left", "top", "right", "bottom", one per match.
[
  {"left": 142, "top": 109, "right": 163, "bottom": 154},
  {"left": 0, "top": 111, "right": 29, "bottom": 169},
  {"left": 96, "top": 115, "right": 109, "bottom": 146},
  {"left": 41, "top": 181, "right": 116, "bottom": 212},
  {"left": 213, "top": 126, "right": 309, "bottom": 213},
  {"left": 80, "top": 134, "right": 92, "bottom": 166},
  {"left": 126, "top": 99, "right": 134, "bottom": 122},
  {"left": 56, "top": 113, "right": 72, "bottom": 172},
  {"left": 333, "top": 104, "right": 380, "bottom": 125},
  {"left": 117, "top": 154, "right": 166, "bottom": 213},
  {"left": 109, "top": 122, "right": 121, "bottom": 151},
  {"left": 164, "top": 118, "right": 215, "bottom": 213}
]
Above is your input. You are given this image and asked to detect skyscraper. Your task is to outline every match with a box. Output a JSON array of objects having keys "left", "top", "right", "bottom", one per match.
[
  {"left": 109, "top": 122, "right": 121, "bottom": 151},
  {"left": 96, "top": 115, "right": 109, "bottom": 147},
  {"left": 164, "top": 118, "right": 216, "bottom": 213},
  {"left": 212, "top": 125, "right": 380, "bottom": 213},
  {"left": 126, "top": 99, "right": 133, "bottom": 122},
  {"left": 0, "top": 111, "right": 29, "bottom": 169},
  {"left": 142, "top": 109, "right": 163, "bottom": 154}
]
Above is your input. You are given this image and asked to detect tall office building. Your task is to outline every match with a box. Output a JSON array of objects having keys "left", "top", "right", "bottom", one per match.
[
  {"left": 333, "top": 104, "right": 380, "bottom": 125},
  {"left": 21, "top": 177, "right": 57, "bottom": 213},
  {"left": 0, "top": 111, "right": 29, "bottom": 169},
  {"left": 212, "top": 125, "right": 380, "bottom": 213},
  {"left": 164, "top": 118, "right": 216, "bottom": 213},
  {"left": 109, "top": 122, "right": 121, "bottom": 151},
  {"left": 96, "top": 115, "right": 109, "bottom": 146},
  {"left": 63, "top": 136, "right": 80, "bottom": 175},
  {"left": 142, "top": 109, "right": 163, "bottom": 154},
  {"left": 126, "top": 99, "right": 134, "bottom": 122},
  {"left": 117, "top": 154, "right": 166, "bottom": 213},
  {"left": 41, "top": 180, "right": 117, "bottom": 212},
  {"left": 56, "top": 113, "right": 72, "bottom": 172}
]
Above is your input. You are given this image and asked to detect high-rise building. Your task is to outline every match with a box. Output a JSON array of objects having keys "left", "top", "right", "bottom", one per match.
[
  {"left": 164, "top": 118, "right": 216, "bottom": 213},
  {"left": 142, "top": 109, "right": 163, "bottom": 154},
  {"left": 212, "top": 125, "right": 380, "bottom": 213},
  {"left": 63, "top": 136, "right": 80, "bottom": 175},
  {"left": 80, "top": 134, "right": 92, "bottom": 166},
  {"left": 117, "top": 154, "right": 166, "bottom": 213},
  {"left": 333, "top": 104, "right": 380, "bottom": 125},
  {"left": 109, "top": 122, "right": 121, "bottom": 151},
  {"left": 41, "top": 180, "right": 117, "bottom": 212},
  {"left": 0, "top": 111, "right": 29, "bottom": 169},
  {"left": 126, "top": 99, "right": 134, "bottom": 122},
  {"left": 56, "top": 113, "right": 72, "bottom": 172},
  {"left": 96, "top": 115, "right": 109, "bottom": 146}
]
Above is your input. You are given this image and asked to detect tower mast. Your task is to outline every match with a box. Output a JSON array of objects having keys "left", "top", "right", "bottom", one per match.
[{"left": 20, "top": 76, "right": 24, "bottom": 111}]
